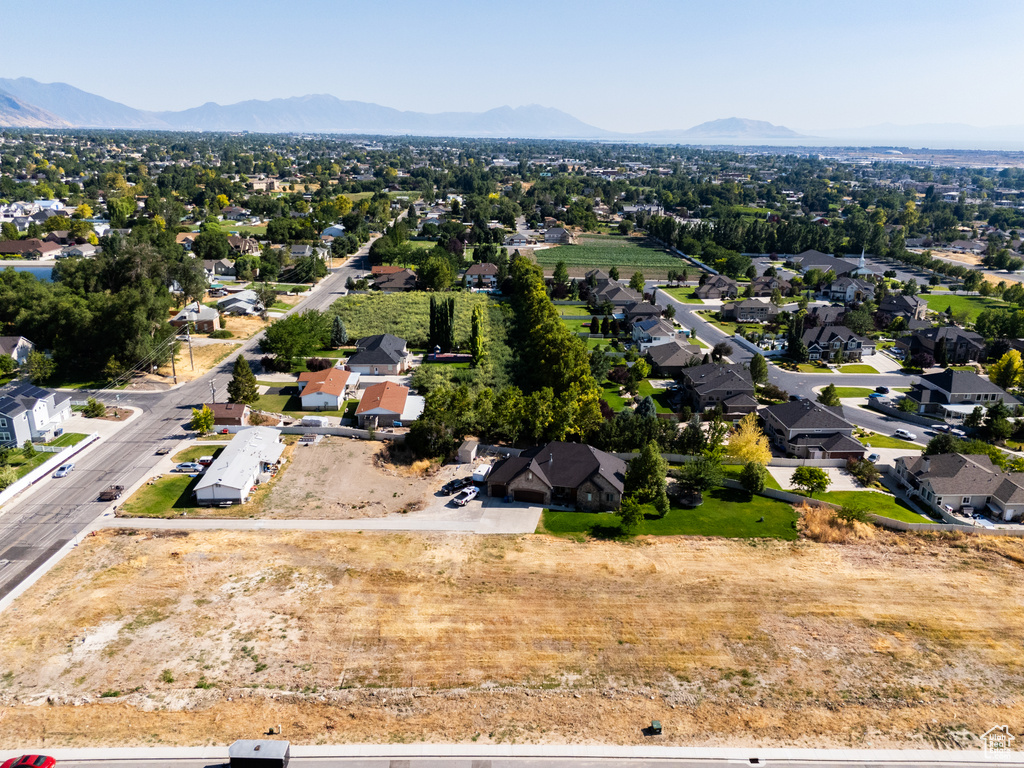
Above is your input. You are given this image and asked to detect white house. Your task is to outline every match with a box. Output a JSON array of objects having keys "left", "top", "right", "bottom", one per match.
[
  {"left": 0, "top": 336, "right": 35, "bottom": 366},
  {"left": 0, "top": 382, "right": 72, "bottom": 446},
  {"left": 631, "top": 318, "right": 676, "bottom": 352},
  {"left": 321, "top": 223, "right": 346, "bottom": 238},
  {"left": 296, "top": 367, "right": 359, "bottom": 410},
  {"left": 193, "top": 427, "right": 285, "bottom": 506}
]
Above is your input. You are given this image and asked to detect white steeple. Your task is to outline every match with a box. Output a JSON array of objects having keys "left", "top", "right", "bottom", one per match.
[{"left": 858, "top": 248, "right": 865, "bottom": 270}]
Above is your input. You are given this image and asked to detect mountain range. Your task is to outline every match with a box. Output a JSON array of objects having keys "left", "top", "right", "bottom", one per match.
[{"left": 0, "top": 77, "right": 803, "bottom": 140}]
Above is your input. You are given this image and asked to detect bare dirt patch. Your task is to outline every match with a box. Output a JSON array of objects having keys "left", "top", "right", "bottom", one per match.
[
  {"left": 260, "top": 439, "right": 435, "bottom": 519},
  {"left": 222, "top": 314, "right": 271, "bottom": 339},
  {"left": 2, "top": 530, "right": 1024, "bottom": 748},
  {"left": 156, "top": 342, "right": 240, "bottom": 383}
]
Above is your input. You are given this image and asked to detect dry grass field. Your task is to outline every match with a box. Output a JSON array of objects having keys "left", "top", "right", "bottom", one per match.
[
  {"left": 1, "top": 529, "right": 1024, "bottom": 749},
  {"left": 156, "top": 342, "right": 240, "bottom": 383}
]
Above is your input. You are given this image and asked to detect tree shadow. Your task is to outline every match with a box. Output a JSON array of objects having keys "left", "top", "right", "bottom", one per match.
[{"left": 588, "top": 521, "right": 626, "bottom": 540}]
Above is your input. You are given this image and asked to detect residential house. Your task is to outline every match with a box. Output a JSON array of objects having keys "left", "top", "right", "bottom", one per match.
[
  {"left": 591, "top": 281, "right": 643, "bottom": 306},
  {"left": 220, "top": 205, "right": 250, "bottom": 221},
  {"left": 750, "top": 275, "right": 791, "bottom": 297},
  {"left": 227, "top": 235, "right": 260, "bottom": 255},
  {"left": 486, "top": 441, "right": 626, "bottom": 511},
  {"left": 897, "top": 326, "right": 984, "bottom": 365},
  {"left": 297, "top": 367, "right": 359, "bottom": 410},
  {"left": 206, "top": 402, "right": 251, "bottom": 427},
  {"left": 60, "top": 243, "right": 97, "bottom": 258},
  {"left": 176, "top": 233, "right": 196, "bottom": 250},
  {"left": 355, "top": 381, "right": 424, "bottom": 427},
  {"left": 0, "top": 382, "right": 72, "bottom": 446},
  {"left": 170, "top": 303, "right": 220, "bottom": 333},
  {"left": 193, "top": 427, "right": 285, "bottom": 506},
  {"left": 248, "top": 177, "right": 277, "bottom": 192},
  {"left": 466, "top": 262, "right": 499, "bottom": 288},
  {"left": 721, "top": 298, "right": 779, "bottom": 323},
  {"left": 0, "top": 238, "right": 62, "bottom": 259},
  {"left": 503, "top": 233, "right": 536, "bottom": 247},
  {"left": 802, "top": 326, "right": 874, "bottom": 361},
  {"left": 905, "top": 368, "right": 1017, "bottom": 422},
  {"left": 677, "top": 363, "right": 755, "bottom": 412},
  {"left": 290, "top": 244, "right": 313, "bottom": 259},
  {"left": 203, "top": 259, "right": 236, "bottom": 277},
  {"left": 879, "top": 294, "right": 928, "bottom": 321},
  {"left": 544, "top": 227, "right": 573, "bottom": 244},
  {"left": 807, "top": 305, "right": 846, "bottom": 326},
  {"left": 761, "top": 400, "right": 866, "bottom": 460},
  {"left": 346, "top": 334, "right": 412, "bottom": 375},
  {"left": 895, "top": 453, "right": 1024, "bottom": 521},
  {"left": 0, "top": 336, "right": 34, "bottom": 366},
  {"left": 217, "top": 290, "right": 261, "bottom": 315},
  {"left": 374, "top": 268, "right": 417, "bottom": 293},
  {"left": 826, "top": 276, "right": 875, "bottom": 304},
  {"left": 42, "top": 231, "right": 72, "bottom": 246},
  {"left": 632, "top": 318, "right": 676, "bottom": 351},
  {"left": 321, "top": 224, "right": 346, "bottom": 238},
  {"left": 694, "top": 274, "right": 739, "bottom": 300},
  {"left": 646, "top": 340, "right": 702, "bottom": 378},
  {"left": 622, "top": 300, "right": 662, "bottom": 323},
  {"left": 585, "top": 269, "right": 610, "bottom": 283},
  {"left": 371, "top": 265, "right": 406, "bottom": 276}
]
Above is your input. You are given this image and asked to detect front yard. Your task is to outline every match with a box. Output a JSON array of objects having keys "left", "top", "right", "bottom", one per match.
[
  {"left": 538, "top": 486, "right": 799, "bottom": 540},
  {"left": 659, "top": 285, "right": 703, "bottom": 304}
]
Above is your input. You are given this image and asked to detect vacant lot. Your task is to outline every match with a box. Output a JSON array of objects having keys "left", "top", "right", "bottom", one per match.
[
  {"left": 2, "top": 530, "right": 1024, "bottom": 748},
  {"left": 261, "top": 438, "right": 434, "bottom": 518},
  {"left": 156, "top": 342, "right": 239, "bottom": 382},
  {"left": 331, "top": 292, "right": 494, "bottom": 348},
  {"left": 923, "top": 292, "right": 1008, "bottom": 323},
  {"left": 535, "top": 235, "right": 683, "bottom": 276}
]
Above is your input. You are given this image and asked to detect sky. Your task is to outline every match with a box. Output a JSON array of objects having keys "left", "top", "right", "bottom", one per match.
[{"left": 2, "top": 0, "right": 1023, "bottom": 133}]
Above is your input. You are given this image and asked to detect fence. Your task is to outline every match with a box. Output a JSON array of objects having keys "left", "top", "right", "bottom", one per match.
[
  {"left": 219, "top": 424, "right": 405, "bottom": 444},
  {"left": 0, "top": 433, "right": 100, "bottom": 508},
  {"left": 719, "top": 478, "right": 842, "bottom": 509},
  {"left": 612, "top": 452, "right": 849, "bottom": 468},
  {"left": 730, "top": 333, "right": 786, "bottom": 358}
]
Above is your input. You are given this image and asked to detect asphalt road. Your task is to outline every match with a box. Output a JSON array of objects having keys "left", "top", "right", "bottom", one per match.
[{"left": 0, "top": 241, "right": 373, "bottom": 602}]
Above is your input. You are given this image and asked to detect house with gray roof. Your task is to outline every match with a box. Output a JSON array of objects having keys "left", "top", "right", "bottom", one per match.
[
  {"left": 486, "top": 441, "right": 626, "bottom": 511},
  {"left": 346, "top": 334, "right": 411, "bottom": 375},
  {"left": 897, "top": 326, "right": 984, "bottom": 365},
  {"left": 826, "top": 276, "right": 875, "bottom": 304},
  {"left": 170, "top": 303, "right": 220, "bottom": 333},
  {"left": 591, "top": 280, "right": 642, "bottom": 306},
  {"left": 695, "top": 274, "right": 738, "bottom": 300},
  {"left": 895, "top": 453, "right": 1024, "bottom": 521},
  {"left": 646, "top": 339, "right": 702, "bottom": 378},
  {"left": 677, "top": 363, "right": 754, "bottom": 412},
  {"left": 217, "top": 289, "right": 261, "bottom": 315},
  {"left": 0, "top": 382, "right": 71, "bottom": 447},
  {"left": 802, "top": 325, "right": 874, "bottom": 362},
  {"left": 0, "top": 336, "right": 34, "bottom": 366},
  {"left": 721, "top": 298, "right": 779, "bottom": 323},
  {"left": 632, "top": 318, "right": 676, "bottom": 351},
  {"left": 904, "top": 368, "right": 1017, "bottom": 422},
  {"left": 879, "top": 294, "right": 928, "bottom": 321},
  {"left": 193, "top": 427, "right": 285, "bottom": 506},
  {"left": 761, "top": 400, "right": 865, "bottom": 460}
]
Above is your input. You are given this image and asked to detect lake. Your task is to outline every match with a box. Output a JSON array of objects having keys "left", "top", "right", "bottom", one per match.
[{"left": 2, "top": 265, "right": 53, "bottom": 282}]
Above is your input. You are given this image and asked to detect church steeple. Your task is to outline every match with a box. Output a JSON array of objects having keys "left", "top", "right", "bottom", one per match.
[{"left": 858, "top": 248, "right": 865, "bottom": 270}]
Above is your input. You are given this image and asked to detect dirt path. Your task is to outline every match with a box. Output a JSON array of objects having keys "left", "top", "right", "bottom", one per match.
[{"left": 2, "top": 530, "right": 1024, "bottom": 748}]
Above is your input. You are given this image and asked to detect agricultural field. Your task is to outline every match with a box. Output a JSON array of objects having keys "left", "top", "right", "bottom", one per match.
[
  {"left": 923, "top": 292, "right": 1007, "bottom": 323},
  {"left": 330, "top": 292, "right": 494, "bottom": 347},
  {"left": 5, "top": 529, "right": 1024, "bottom": 748},
  {"left": 534, "top": 234, "right": 684, "bottom": 276}
]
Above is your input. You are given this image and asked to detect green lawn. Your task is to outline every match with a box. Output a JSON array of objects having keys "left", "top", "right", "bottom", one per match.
[
  {"left": 658, "top": 286, "right": 703, "bottom": 304},
  {"left": 7, "top": 449, "right": 54, "bottom": 479},
  {"left": 118, "top": 475, "right": 199, "bottom": 517},
  {"left": 534, "top": 234, "right": 683, "bottom": 273},
  {"left": 254, "top": 389, "right": 348, "bottom": 418},
  {"left": 331, "top": 292, "right": 494, "bottom": 347},
  {"left": 705, "top": 318, "right": 759, "bottom": 337},
  {"left": 222, "top": 224, "right": 267, "bottom": 236},
  {"left": 797, "top": 363, "right": 832, "bottom": 373},
  {"left": 172, "top": 446, "right": 223, "bottom": 464},
  {"left": 637, "top": 380, "right": 673, "bottom": 413},
  {"left": 923, "top": 293, "right": 1007, "bottom": 323},
  {"left": 555, "top": 304, "right": 588, "bottom": 316},
  {"left": 538, "top": 486, "right": 799, "bottom": 540},
  {"left": 720, "top": 463, "right": 782, "bottom": 490},
  {"left": 815, "top": 491, "right": 932, "bottom": 524},
  {"left": 831, "top": 387, "right": 876, "bottom": 398},
  {"left": 46, "top": 432, "right": 88, "bottom": 448},
  {"left": 561, "top": 315, "right": 594, "bottom": 333},
  {"left": 601, "top": 381, "right": 630, "bottom": 411},
  {"left": 857, "top": 431, "right": 921, "bottom": 449},
  {"left": 311, "top": 348, "right": 354, "bottom": 358},
  {"left": 840, "top": 364, "right": 879, "bottom": 374}
]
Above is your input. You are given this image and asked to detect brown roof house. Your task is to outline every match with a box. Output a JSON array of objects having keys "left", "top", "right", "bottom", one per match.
[
  {"left": 206, "top": 402, "right": 251, "bottom": 426},
  {"left": 0, "top": 238, "right": 62, "bottom": 259},
  {"left": 355, "top": 381, "right": 425, "bottom": 427},
  {"left": 486, "top": 441, "right": 626, "bottom": 511},
  {"left": 297, "top": 367, "right": 359, "bottom": 410},
  {"left": 695, "top": 274, "right": 738, "bottom": 300},
  {"left": 466, "top": 262, "right": 499, "bottom": 288}
]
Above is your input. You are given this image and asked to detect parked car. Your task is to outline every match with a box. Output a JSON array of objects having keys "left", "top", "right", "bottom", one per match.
[
  {"left": 53, "top": 463, "right": 75, "bottom": 478},
  {"left": 2, "top": 756, "right": 56, "bottom": 768},
  {"left": 452, "top": 486, "right": 479, "bottom": 506},
  {"left": 875, "top": 386, "right": 890, "bottom": 394},
  {"left": 868, "top": 392, "right": 886, "bottom": 399},
  {"left": 98, "top": 485, "right": 125, "bottom": 502},
  {"left": 175, "top": 462, "right": 204, "bottom": 473},
  {"left": 442, "top": 477, "right": 472, "bottom": 495},
  {"left": 867, "top": 453, "right": 881, "bottom": 463},
  {"left": 198, "top": 455, "right": 214, "bottom": 467},
  {"left": 893, "top": 429, "right": 917, "bottom": 441}
]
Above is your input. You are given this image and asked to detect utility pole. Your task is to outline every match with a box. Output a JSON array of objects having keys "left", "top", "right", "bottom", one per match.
[
  {"left": 185, "top": 330, "right": 194, "bottom": 371},
  {"left": 171, "top": 341, "right": 177, "bottom": 385},
  {"left": 210, "top": 379, "right": 217, "bottom": 405}
]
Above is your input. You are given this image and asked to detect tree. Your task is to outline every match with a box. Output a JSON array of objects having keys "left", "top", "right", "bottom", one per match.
[
  {"left": 635, "top": 395, "right": 657, "bottom": 419},
  {"left": 843, "top": 306, "right": 874, "bottom": 336},
  {"left": 739, "top": 461, "right": 767, "bottom": 497},
  {"left": 553, "top": 260, "right": 569, "bottom": 288},
  {"left": 25, "top": 350, "right": 55, "bottom": 384},
  {"left": 84, "top": 397, "right": 106, "bottom": 418},
  {"left": 254, "top": 283, "right": 278, "bottom": 316},
  {"left": 261, "top": 310, "right": 331, "bottom": 367},
  {"left": 678, "top": 415, "right": 706, "bottom": 455},
  {"left": 629, "top": 271, "right": 645, "bottom": 292},
  {"left": 817, "top": 383, "right": 841, "bottom": 407},
  {"left": 420, "top": 255, "right": 454, "bottom": 291},
  {"left": 609, "top": 266, "right": 620, "bottom": 281},
  {"left": 590, "top": 349, "right": 612, "bottom": 382},
  {"left": 428, "top": 296, "right": 456, "bottom": 352},
  {"left": 0, "top": 355, "right": 15, "bottom": 376},
  {"left": 470, "top": 304, "right": 486, "bottom": 367},
  {"left": 934, "top": 339, "right": 949, "bottom": 368},
  {"left": 21, "top": 439, "right": 35, "bottom": 459},
  {"left": 748, "top": 353, "right": 768, "bottom": 386},
  {"left": 675, "top": 455, "right": 723, "bottom": 501},
  {"left": 790, "top": 466, "right": 831, "bottom": 497},
  {"left": 989, "top": 350, "right": 1024, "bottom": 391},
  {"left": 0, "top": 465, "right": 16, "bottom": 491},
  {"left": 227, "top": 356, "right": 259, "bottom": 405},
  {"left": 726, "top": 412, "right": 772, "bottom": 466},
  {"left": 330, "top": 315, "right": 348, "bottom": 348},
  {"left": 711, "top": 341, "right": 733, "bottom": 362},
  {"left": 625, "top": 441, "right": 668, "bottom": 502},
  {"left": 190, "top": 405, "right": 215, "bottom": 435},
  {"left": 618, "top": 495, "right": 645, "bottom": 534}
]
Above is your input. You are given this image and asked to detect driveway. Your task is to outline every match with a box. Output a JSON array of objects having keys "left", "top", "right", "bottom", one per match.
[{"left": 767, "top": 465, "right": 865, "bottom": 493}]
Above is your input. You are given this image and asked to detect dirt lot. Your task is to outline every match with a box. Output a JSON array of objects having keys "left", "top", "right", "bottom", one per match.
[
  {"left": 1, "top": 529, "right": 1024, "bottom": 748},
  {"left": 260, "top": 439, "right": 434, "bottom": 519},
  {"left": 221, "top": 314, "right": 270, "bottom": 339},
  {"left": 156, "top": 342, "right": 240, "bottom": 383}
]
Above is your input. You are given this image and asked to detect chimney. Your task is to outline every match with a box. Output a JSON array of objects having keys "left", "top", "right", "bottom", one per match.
[{"left": 921, "top": 457, "right": 930, "bottom": 473}]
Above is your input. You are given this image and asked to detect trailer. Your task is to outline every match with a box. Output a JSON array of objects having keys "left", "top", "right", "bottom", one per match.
[
  {"left": 228, "top": 740, "right": 290, "bottom": 768},
  {"left": 98, "top": 485, "right": 124, "bottom": 502}
]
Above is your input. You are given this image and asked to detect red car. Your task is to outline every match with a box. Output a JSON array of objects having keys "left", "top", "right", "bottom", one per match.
[{"left": 2, "top": 756, "right": 56, "bottom": 768}]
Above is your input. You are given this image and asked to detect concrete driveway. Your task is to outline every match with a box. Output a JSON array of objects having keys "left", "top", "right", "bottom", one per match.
[{"left": 767, "top": 465, "right": 866, "bottom": 493}]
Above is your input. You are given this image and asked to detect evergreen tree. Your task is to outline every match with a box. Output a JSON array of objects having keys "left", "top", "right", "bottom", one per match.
[
  {"left": 470, "top": 304, "right": 485, "bottom": 367},
  {"left": 330, "top": 315, "right": 349, "bottom": 348},
  {"left": 227, "top": 356, "right": 259, "bottom": 405}
]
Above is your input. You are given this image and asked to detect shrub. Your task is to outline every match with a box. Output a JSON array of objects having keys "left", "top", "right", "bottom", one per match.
[
  {"left": 305, "top": 357, "right": 333, "bottom": 372},
  {"left": 159, "top": 669, "right": 175, "bottom": 684},
  {"left": 208, "top": 329, "right": 234, "bottom": 339},
  {"left": 260, "top": 355, "right": 291, "bottom": 373},
  {"left": 760, "top": 383, "right": 789, "bottom": 402},
  {"left": 84, "top": 397, "right": 106, "bottom": 418}
]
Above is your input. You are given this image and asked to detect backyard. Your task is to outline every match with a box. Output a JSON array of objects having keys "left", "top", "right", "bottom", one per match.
[
  {"left": 923, "top": 292, "right": 1008, "bottom": 323},
  {"left": 330, "top": 292, "right": 495, "bottom": 347}
]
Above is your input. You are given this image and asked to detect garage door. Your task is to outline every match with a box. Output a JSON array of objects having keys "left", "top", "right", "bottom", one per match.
[{"left": 514, "top": 489, "right": 546, "bottom": 504}]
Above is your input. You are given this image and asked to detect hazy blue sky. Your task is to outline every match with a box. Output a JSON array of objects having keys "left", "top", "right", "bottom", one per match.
[{"left": 3, "top": 0, "right": 1022, "bottom": 132}]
